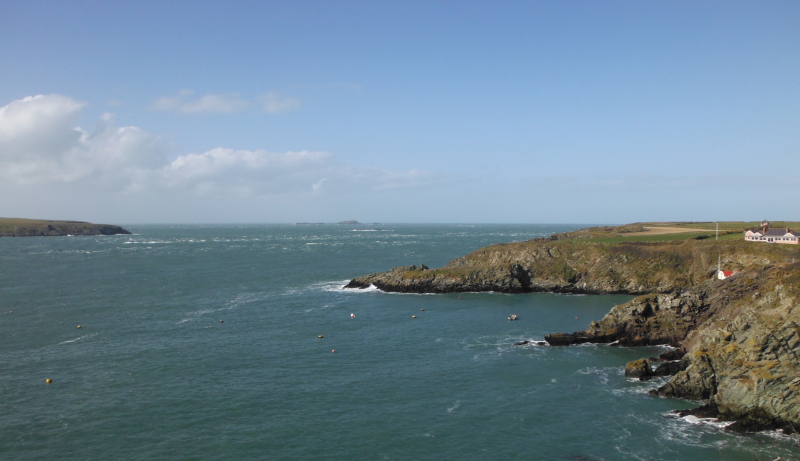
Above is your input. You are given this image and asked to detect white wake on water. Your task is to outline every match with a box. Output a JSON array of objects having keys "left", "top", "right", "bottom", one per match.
[
  {"left": 59, "top": 333, "right": 96, "bottom": 344},
  {"left": 447, "top": 400, "right": 461, "bottom": 413}
]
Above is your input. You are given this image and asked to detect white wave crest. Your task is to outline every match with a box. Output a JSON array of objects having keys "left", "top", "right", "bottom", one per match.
[
  {"left": 680, "top": 415, "right": 734, "bottom": 429},
  {"left": 447, "top": 400, "right": 461, "bottom": 413},
  {"left": 59, "top": 333, "right": 96, "bottom": 344}
]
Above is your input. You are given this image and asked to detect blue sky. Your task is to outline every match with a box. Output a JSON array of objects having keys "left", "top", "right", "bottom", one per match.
[{"left": 1, "top": 1, "right": 798, "bottom": 224}]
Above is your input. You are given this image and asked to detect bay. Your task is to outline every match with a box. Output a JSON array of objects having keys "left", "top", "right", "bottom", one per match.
[{"left": 1, "top": 224, "right": 797, "bottom": 460}]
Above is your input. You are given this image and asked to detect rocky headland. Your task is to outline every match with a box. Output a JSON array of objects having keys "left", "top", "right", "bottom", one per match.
[
  {"left": 0, "top": 217, "right": 131, "bottom": 237},
  {"left": 345, "top": 223, "right": 800, "bottom": 433}
]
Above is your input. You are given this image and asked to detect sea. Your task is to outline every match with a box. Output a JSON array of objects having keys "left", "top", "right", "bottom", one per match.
[{"left": 1, "top": 224, "right": 798, "bottom": 461}]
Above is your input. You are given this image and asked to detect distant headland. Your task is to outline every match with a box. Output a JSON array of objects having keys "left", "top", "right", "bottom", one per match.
[{"left": 0, "top": 217, "right": 131, "bottom": 237}]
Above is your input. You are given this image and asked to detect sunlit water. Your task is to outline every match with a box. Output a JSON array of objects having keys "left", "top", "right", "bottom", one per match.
[{"left": 1, "top": 224, "right": 798, "bottom": 460}]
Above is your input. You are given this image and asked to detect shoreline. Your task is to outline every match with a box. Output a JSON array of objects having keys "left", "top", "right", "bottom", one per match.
[{"left": 345, "top": 222, "right": 800, "bottom": 434}]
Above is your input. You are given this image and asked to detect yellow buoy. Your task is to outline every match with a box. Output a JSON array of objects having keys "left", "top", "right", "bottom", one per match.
[
  {"left": 77, "top": 325, "right": 81, "bottom": 329},
  {"left": 220, "top": 320, "right": 224, "bottom": 323},
  {"left": 412, "top": 315, "right": 417, "bottom": 318},
  {"left": 45, "top": 379, "right": 52, "bottom": 384},
  {"left": 318, "top": 335, "right": 324, "bottom": 338}
]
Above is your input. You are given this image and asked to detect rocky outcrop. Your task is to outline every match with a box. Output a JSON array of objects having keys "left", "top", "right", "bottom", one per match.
[
  {"left": 346, "top": 228, "right": 800, "bottom": 433},
  {"left": 346, "top": 239, "right": 794, "bottom": 295},
  {"left": 0, "top": 218, "right": 131, "bottom": 237},
  {"left": 551, "top": 263, "right": 800, "bottom": 432},
  {"left": 649, "top": 264, "right": 800, "bottom": 432},
  {"left": 624, "top": 358, "right": 653, "bottom": 379}
]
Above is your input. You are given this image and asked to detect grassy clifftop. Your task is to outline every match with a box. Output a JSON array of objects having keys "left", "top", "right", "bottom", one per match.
[
  {"left": 0, "top": 217, "right": 131, "bottom": 237},
  {"left": 347, "top": 223, "right": 799, "bottom": 294}
]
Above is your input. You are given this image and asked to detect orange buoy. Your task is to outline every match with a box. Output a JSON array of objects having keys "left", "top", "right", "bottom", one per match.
[
  {"left": 350, "top": 313, "right": 355, "bottom": 318},
  {"left": 45, "top": 379, "right": 52, "bottom": 384}
]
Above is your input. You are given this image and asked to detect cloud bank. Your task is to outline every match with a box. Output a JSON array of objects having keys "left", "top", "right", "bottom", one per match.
[
  {"left": 0, "top": 94, "right": 444, "bottom": 203},
  {"left": 150, "top": 89, "right": 300, "bottom": 115}
]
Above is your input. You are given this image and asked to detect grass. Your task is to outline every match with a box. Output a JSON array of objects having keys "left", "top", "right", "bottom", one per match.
[
  {"left": 665, "top": 221, "right": 800, "bottom": 232},
  {"left": 585, "top": 232, "right": 718, "bottom": 244},
  {"left": 562, "top": 221, "right": 800, "bottom": 244},
  {"left": 0, "top": 217, "right": 87, "bottom": 234}
]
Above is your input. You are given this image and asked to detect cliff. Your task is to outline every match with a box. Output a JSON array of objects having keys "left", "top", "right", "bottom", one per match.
[
  {"left": 0, "top": 217, "right": 131, "bottom": 237},
  {"left": 345, "top": 224, "right": 800, "bottom": 433},
  {"left": 346, "top": 237, "right": 793, "bottom": 295}
]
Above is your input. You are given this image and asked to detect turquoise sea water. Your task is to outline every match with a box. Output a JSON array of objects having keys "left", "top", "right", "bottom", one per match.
[{"left": 1, "top": 224, "right": 798, "bottom": 460}]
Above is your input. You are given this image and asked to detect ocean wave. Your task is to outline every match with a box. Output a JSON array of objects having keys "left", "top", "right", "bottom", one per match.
[
  {"left": 59, "top": 333, "right": 96, "bottom": 344},
  {"left": 679, "top": 415, "right": 734, "bottom": 429},
  {"left": 176, "top": 295, "right": 257, "bottom": 324},
  {"left": 657, "top": 412, "right": 733, "bottom": 447},
  {"left": 447, "top": 400, "right": 461, "bottom": 413},
  {"left": 576, "top": 366, "right": 614, "bottom": 385}
]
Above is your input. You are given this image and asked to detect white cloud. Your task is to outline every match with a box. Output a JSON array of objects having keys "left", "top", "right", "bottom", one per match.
[
  {"left": 150, "top": 89, "right": 301, "bottom": 115},
  {"left": 153, "top": 148, "right": 443, "bottom": 197},
  {"left": 0, "top": 94, "right": 446, "bottom": 199},
  {"left": 0, "top": 94, "right": 85, "bottom": 161},
  {"left": 150, "top": 90, "right": 251, "bottom": 115},
  {"left": 260, "top": 91, "right": 301, "bottom": 114},
  {"left": 0, "top": 95, "right": 167, "bottom": 187}
]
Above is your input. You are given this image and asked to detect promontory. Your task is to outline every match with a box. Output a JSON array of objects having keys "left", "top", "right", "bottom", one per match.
[
  {"left": 345, "top": 222, "right": 800, "bottom": 433},
  {"left": 0, "top": 217, "right": 131, "bottom": 237}
]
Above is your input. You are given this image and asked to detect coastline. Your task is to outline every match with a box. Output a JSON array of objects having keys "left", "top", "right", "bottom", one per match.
[
  {"left": 0, "top": 217, "right": 131, "bottom": 237},
  {"left": 345, "top": 222, "right": 800, "bottom": 434}
]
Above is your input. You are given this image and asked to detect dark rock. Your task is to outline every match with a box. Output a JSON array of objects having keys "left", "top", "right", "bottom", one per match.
[
  {"left": 652, "top": 348, "right": 686, "bottom": 362},
  {"left": 674, "top": 403, "right": 720, "bottom": 419},
  {"left": 544, "top": 332, "right": 600, "bottom": 346},
  {"left": 652, "top": 361, "right": 684, "bottom": 376},
  {"left": 625, "top": 358, "right": 653, "bottom": 379}
]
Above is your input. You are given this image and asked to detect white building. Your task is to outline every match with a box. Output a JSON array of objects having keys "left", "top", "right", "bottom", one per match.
[{"left": 744, "top": 220, "right": 800, "bottom": 244}]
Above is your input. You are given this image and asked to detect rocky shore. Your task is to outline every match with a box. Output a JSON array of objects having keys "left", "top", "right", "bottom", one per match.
[
  {"left": 345, "top": 225, "right": 800, "bottom": 433},
  {"left": 0, "top": 218, "right": 131, "bottom": 237}
]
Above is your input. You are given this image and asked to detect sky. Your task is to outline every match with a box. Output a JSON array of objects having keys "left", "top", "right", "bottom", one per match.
[{"left": 1, "top": 0, "right": 798, "bottom": 224}]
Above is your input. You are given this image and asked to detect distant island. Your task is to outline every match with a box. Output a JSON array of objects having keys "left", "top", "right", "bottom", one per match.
[
  {"left": 0, "top": 217, "right": 131, "bottom": 237},
  {"left": 346, "top": 221, "right": 800, "bottom": 434}
]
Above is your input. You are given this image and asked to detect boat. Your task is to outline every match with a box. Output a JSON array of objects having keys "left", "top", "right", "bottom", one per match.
[{"left": 508, "top": 314, "right": 518, "bottom": 321}]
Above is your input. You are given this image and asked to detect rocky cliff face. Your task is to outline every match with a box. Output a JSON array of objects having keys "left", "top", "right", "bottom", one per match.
[
  {"left": 652, "top": 264, "right": 800, "bottom": 431},
  {"left": 346, "top": 236, "right": 800, "bottom": 432},
  {"left": 347, "top": 239, "right": 792, "bottom": 295}
]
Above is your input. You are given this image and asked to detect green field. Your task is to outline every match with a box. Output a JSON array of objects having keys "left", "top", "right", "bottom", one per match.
[
  {"left": 560, "top": 221, "right": 800, "bottom": 244},
  {"left": 0, "top": 217, "right": 87, "bottom": 233}
]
